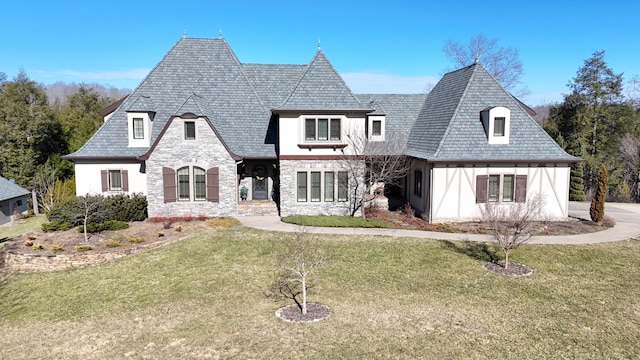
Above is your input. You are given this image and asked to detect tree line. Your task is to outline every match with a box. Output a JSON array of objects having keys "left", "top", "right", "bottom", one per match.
[{"left": 0, "top": 68, "right": 130, "bottom": 190}]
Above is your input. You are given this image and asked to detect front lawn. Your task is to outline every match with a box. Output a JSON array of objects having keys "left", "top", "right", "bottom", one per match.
[{"left": 0, "top": 228, "right": 638, "bottom": 359}]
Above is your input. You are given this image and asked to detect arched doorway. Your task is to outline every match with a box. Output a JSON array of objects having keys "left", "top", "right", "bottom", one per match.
[{"left": 252, "top": 165, "right": 268, "bottom": 200}]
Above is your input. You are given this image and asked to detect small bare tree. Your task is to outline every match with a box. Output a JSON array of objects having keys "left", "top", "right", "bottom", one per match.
[
  {"left": 76, "top": 195, "right": 109, "bottom": 242},
  {"left": 341, "top": 130, "right": 412, "bottom": 217},
  {"left": 269, "top": 227, "right": 327, "bottom": 315},
  {"left": 479, "top": 194, "right": 546, "bottom": 269},
  {"left": 34, "top": 162, "right": 75, "bottom": 215}
]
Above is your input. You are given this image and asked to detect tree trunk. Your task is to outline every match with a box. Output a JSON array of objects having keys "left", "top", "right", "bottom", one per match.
[
  {"left": 301, "top": 275, "right": 307, "bottom": 315},
  {"left": 504, "top": 250, "right": 510, "bottom": 269}
]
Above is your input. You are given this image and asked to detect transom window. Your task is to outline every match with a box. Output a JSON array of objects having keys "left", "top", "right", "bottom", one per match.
[
  {"left": 305, "top": 118, "right": 341, "bottom": 141},
  {"left": 133, "top": 118, "right": 144, "bottom": 139},
  {"left": 184, "top": 121, "right": 196, "bottom": 140}
]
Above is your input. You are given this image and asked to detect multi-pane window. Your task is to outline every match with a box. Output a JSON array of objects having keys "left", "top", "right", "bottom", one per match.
[
  {"left": 414, "top": 170, "right": 422, "bottom": 197},
  {"left": 310, "top": 172, "right": 321, "bottom": 202},
  {"left": 324, "top": 172, "right": 334, "bottom": 202},
  {"left": 297, "top": 172, "right": 307, "bottom": 202},
  {"left": 109, "top": 170, "right": 122, "bottom": 191},
  {"left": 133, "top": 118, "right": 144, "bottom": 139},
  {"left": 305, "top": 118, "right": 341, "bottom": 141},
  {"left": 177, "top": 167, "right": 190, "bottom": 201},
  {"left": 372, "top": 120, "right": 382, "bottom": 136},
  {"left": 477, "top": 174, "right": 526, "bottom": 203},
  {"left": 338, "top": 171, "right": 348, "bottom": 202},
  {"left": 194, "top": 167, "right": 206, "bottom": 201},
  {"left": 494, "top": 117, "right": 505, "bottom": 136},
  {"left": 184, "top": 121, "right": 196, "bottom": 140}
]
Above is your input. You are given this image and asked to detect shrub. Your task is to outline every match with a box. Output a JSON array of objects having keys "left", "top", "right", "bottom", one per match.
[
  {"left": 106, "top": 193, "right": 147, "bottom": 222},
  {"left": 126, "top": 235, "right": 145, "bottom": 244},
  {"left": 74, "top": 245, "right": 92, "bottom": 252},
  {"left": 50, "top": 244, "right": 64, "bottom": 253},
  {"left": 32, "top": 243, "right": 44, "bottom": 250},
  {"left": 81, "top": 220, "right": 129, "bottom": 233},
  {"left": 42, "top": 221, "right": 74, "bottom": 232},
  {"left": 590, "top": 164, "right": 608, "bottom": 223},
  {"left": 105, "top": 239, "right": 122, "bottom": 248}
]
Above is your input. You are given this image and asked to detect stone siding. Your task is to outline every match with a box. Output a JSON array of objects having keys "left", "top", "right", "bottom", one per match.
[
  {"left": 146, "top": 117, "right": 238, "bottom": 218},
  {"left": 279, "top": 159, "right": 358, "bottom": 216}
]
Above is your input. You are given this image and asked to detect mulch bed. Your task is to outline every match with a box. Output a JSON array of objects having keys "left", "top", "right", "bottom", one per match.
[
  {"left": 275, "top": 303, "right": 331, "bottom": 323},
  {"left": 483, "top": 261, "right": 533, "bottom": 276}
]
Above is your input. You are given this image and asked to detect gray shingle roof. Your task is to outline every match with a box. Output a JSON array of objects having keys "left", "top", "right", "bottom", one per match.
[
  {"left": 242, "top": 63, "right": 307, "bottom": 109},
  {"left": 0, "top": 176, "right": 29, "bottom": 202},
  {"left": 407, "top": 64, "right": 578, "bottom": 162},
  {"left": 276, "top": 51, "right": 369, "bottom": 111},
  {"left": 67, "top": 37, "right": 274, "bottom": 159},
  {"left": 356, "top": 94, "right": 427, "bottom": 143}
]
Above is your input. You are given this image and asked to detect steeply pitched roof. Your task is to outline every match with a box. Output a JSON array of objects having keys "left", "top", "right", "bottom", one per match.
[
  {"left": 356, "top": 94, "right": 427, "bottom": 143},
  {"left": 407, "top": 64, "right": 578, "bottom": 162},
  {"left": 67, "top": 37, "right": 273, "bottom": 159},
  {"left": 0, "top": 176, "right": 29, "bottom": 202},
  {"left": 276, "top": 51, "right": 369, "bottom": 111},
  {"left": 242, "top": 63, "right": 307, "bottom": 109}
]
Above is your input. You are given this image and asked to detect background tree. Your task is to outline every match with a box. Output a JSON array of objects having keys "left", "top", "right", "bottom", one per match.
[
  {"left": 545, "top": 51, "right": 640, "bottom": 198},
  {"left": 0, "top": 70, "right": 65, "bottom": 188},
  {"left": 442, "top": 34, "right": 528, "bottom": 97},
  {"left": 479, "top": 194, "right": 546, "bottom": 269},
  {"left": 619, "top": 133, "right": 640, "bottom": 201},
  {"left": 590, "top": 164, "right": 608, "bottom": 223}
]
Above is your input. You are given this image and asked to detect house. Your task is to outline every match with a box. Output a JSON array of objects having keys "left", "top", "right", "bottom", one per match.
[
  {"left": 0, "top": 176, "right": 30, "bottom": 225},
  {"left": 64, "top": 36, "right": 578, "bottom": 222}
]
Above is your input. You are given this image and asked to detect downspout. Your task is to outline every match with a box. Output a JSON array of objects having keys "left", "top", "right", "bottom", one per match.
[
  {"left": 235, "top": 159, "right": 244, "bottom": 216},
  {"left": 428, "top": 163, "right": 434, "bottom": 223}
]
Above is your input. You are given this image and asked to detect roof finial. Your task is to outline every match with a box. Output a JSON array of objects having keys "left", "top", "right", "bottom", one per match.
[
  {"left": 219, "top": 28, "right": 223, "bottom": 38},
  {"left": 473, "top": 52, "right": 479, "bottom": 64},
  {"left": 317, "top": 38, "right": 321, "bottom": 51},
  {"left": 183, "top": 29, "right": 187, "bottom": 38}
]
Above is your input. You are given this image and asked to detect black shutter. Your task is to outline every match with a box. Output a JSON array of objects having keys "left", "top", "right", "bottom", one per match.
[
  {"left": 163, "top": 167, "right": 176, "bottom": 203},
  {"left": 515, "top": 175, "right": 527, "bottom": 203},
  {"left": 122, "top": 170, "right": 129, "bottom": 192},
  {"left": 101, "top": 170, "right": 108, "bottom": 192},
  {"left": 207, "top": 167, "right": 219, "bottom": 202},
  {"left": 476, "top": 175, "right": 488, "bottom": 203}
]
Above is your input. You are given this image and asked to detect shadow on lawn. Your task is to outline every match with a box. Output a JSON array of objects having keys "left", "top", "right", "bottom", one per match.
[{"left": 439, "top": 239, "right": 500, "bottom": 263}]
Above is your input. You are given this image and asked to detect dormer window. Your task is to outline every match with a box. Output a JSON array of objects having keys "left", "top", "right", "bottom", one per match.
[
  {"left": 304, "top": 117, "right": 341, "bottom": 141},
  {"left": 127, "top": 112, "right": 153, "bottom": 147},
  {"left": 481, "top": 107, "right": 511, "bottom": 144},
  {"left": 367, "top": 115, "right": 385, "bottom": 141},
  {"left": 133, "top": 118, "right": 144, "bottom": 139}
]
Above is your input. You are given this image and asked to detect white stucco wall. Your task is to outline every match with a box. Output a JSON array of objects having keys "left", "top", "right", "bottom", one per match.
[
  {"left": 74, "top": 161, "right": 147, "bottom": 196},
  {"left": 426, "top": 163, "right": 571, "bottom": 223},
  {"left": 278, "top": 114, "right": 366, "bottom": 156}
]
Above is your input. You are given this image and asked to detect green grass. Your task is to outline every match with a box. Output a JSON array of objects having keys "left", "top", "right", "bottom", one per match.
[
  {"left": 0, "top": 229, "right": 639, "bottom": 359},
  {"left": 282, "top": 214, "right": 394, "bottom": 228},
  {"left": 0, "top": 215, "right": 47, "bottom": 241}
]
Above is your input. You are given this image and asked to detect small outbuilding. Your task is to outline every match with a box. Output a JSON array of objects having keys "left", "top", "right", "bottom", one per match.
[{"left": 0, "top": 176, "right": 30, "bottom": 225}]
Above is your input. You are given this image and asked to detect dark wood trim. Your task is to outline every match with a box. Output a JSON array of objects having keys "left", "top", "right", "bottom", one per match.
[
  {"left": 296, "top": 143, "right": 347, "bottom": 151},
  {"left": 280, "top": 155, "right": 361, "bottom": 160}
]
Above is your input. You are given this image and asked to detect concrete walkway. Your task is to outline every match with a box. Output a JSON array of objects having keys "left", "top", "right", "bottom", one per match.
[{"left": 238, "top": 202, "right": 640, "bottom": 245}]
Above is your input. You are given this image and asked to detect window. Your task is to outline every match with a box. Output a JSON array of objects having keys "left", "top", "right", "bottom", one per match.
[
  {"left": 372, "top": 120, "right": 382, "bottom": 136},
  {"left": 194, "top": 167, "right": 206, "bottom": 201},
  {"left": 297, "top": 172, "right": 307, "bottom": 202},
  {"left": 133, "top": 118, "right": 144, "bottom": 139},
  {"left": 494, "top": 117, "right": 505, "bottom": 137},
  {"left": 304, "top": 117, "right": 341, "bottom": 141},
  {"left": 338, "top": 171, "right": 348, "bottom": 202},
  {"left": 414, "top": 170, "right": 422, "bottom": 197},
  {"left": 184, "top": 121, "right": 196, "bottom": 140},
  {"left": 162, "top": 167, "right": 219, "bottom": 203},
  {"left": 109, "top": 170, "right": 122, "bottom": 190},
  {"left": 476, "top": 174, "right": 526, "bottom": 203},
  {"left": 16, "top": 200, "right": 23, "bottom": 207},
  {"left": 101, "top": 170, "right": 128, "bottom": 192},
  {"left": 324, "top": 172, "right": 334, "bottom": 202},
  {"left": 311, "top": 172, "right": 321, "bottom": 202},
  {"left": 177, "top": 167, "right": 190, "bottom": 201}
]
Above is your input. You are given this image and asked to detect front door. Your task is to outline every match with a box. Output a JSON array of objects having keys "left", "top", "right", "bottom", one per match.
[{"left": 252, "top": 165, "right": 268, "bottom": 200}]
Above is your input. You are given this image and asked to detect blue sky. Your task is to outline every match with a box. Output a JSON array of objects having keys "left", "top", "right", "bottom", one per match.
[{"left": 1, "top": 0, "right": 639, "bottom": 106}]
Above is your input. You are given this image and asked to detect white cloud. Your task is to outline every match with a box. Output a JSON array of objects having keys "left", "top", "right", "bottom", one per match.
[{"left": 341, "top": 71, "right": 440, "bottom": 94}]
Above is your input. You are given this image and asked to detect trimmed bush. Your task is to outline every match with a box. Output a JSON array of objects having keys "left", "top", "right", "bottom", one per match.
[
  {"left": 590, "top": 164, "right": 608, "bottom": 223},
  {"left": 42, "top": 221, "right": 74, "bottom": 232}
]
